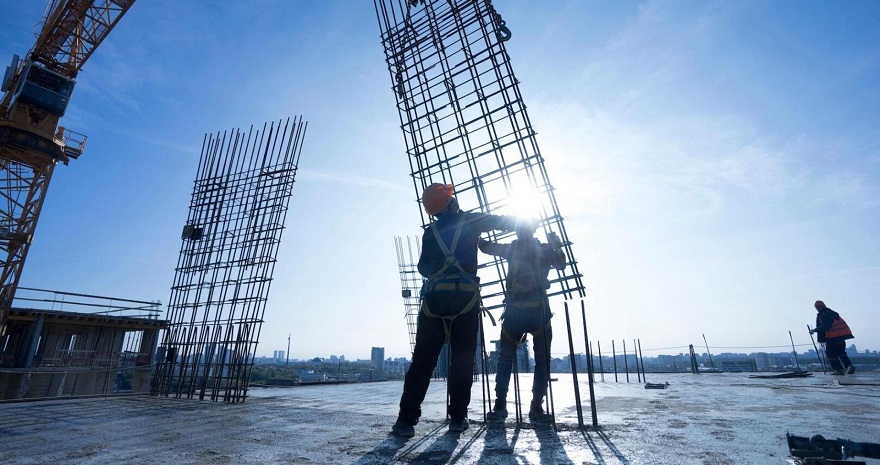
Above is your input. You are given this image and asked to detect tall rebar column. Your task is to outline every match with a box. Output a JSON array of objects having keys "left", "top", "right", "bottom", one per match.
[
  {"left": 150, "top": 117, "right": 307, "bottom": 403},
  {"left": 394, "top": 235, "right": 423, "bottom": 355},
  {"left": 374, "top": 0, "right": 584, "bottom": 321}
]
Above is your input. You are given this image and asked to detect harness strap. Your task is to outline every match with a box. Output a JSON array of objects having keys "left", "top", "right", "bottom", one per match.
[
  {"left": 441, "top": 319, "right": 452, "bottom": 345},
  {"left": 506, "top": 238, "right": 547, "bottom": 295},
  {"left": 506, "top": 298, "right": 545, "bottom": 309},
  {"left": 421, "top": 216, "right": 480, "bottom": 328},
  {"left": 482, "top": 306, "right": 497, "bottom": 326},
  {"left": 501, "top": 318, "right": 552, "bottom": 345},
  {"left": 499, "top": 290, "right": 552, "bottom": 345},
  {"left": 430, "top": 217, "right": 467, "bottom": 275}
]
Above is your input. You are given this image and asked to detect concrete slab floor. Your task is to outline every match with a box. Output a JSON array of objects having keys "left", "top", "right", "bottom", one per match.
[{"left": 1, "top": 372, "right": 878, "bottom": 464}]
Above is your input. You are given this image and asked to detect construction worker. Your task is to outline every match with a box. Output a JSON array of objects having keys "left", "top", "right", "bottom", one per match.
[
  {"left": 392, "top": 183, "right": 519, "bottom": 437},
  {"left": 480, "top": 224, "right": 566, "bottom": 422},
  {"left": 809, "top": 300, "right": 855, "bottom": 375}
]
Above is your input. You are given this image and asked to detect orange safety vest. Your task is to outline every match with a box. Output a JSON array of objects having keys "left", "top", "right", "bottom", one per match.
[{"left": 824, "top": 317, "right": 853, "bottom": 339}]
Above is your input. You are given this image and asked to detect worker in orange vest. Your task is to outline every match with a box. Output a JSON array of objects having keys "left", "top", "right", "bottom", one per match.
[{"left": 809, "top": 300, "right": 855, "bottom": 375}]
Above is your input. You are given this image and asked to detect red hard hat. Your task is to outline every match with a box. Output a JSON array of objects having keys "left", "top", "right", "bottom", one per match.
[{"left": 422, "top": 183, "right": 454, "bottom": 216}]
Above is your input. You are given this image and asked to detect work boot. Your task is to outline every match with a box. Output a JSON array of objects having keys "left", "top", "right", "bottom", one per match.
[
  {"left": 831, "top": 370, "right": 845, "bottom": 376},
  {"left": 528, "top": 398, "right": 552, "bottom": 422},
  {"left": 448, "top": 417, "right": 469, "bottom": 433},
  {"left": 486, "top": 399, "right": 508, "bottom": 421},
  {"left": 846, "top": 365, "right": 856, "bottom": 375},
  {"left": 391, "top": 418, "right": 415, "bottom": 437}
]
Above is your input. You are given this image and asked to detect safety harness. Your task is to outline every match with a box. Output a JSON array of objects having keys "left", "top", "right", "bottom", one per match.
[
  {"left": 420, "top": 216, "right": 481, "bottom": 342},
  {"left": 500, "top": 239, "right": 552, "bottom": 345}
]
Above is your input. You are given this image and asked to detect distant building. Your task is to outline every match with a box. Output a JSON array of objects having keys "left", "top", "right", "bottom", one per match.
[
  {"left": 656, "top": 354, "right": 676, "bottom": 370},
  {"left": 754, "top": 352, "right": 772, "bottom": 370},
  {"left": 486, "top": 339, "right": 531, "bottom": 374},
  {"left": 721, "top": 359, "right": 757, "bottom": 372},
  {"left": 384, "top": 358, "right": 409, "bottom": 379},
  {"left": 273, "top": 350, "right": 285, "bottom": 362},
  {"left": 518, "top": 344, "right": 531, "bottom": 373},
  {"left": 300, "top": 370, "right": 326, "bottom": 383},
  {"left": 436, "top": 344, "right": 450, "bottom": 378},
  {"left": 371, "top": 347, "right": 385, "bottom": 380},
  {"left": 571, "top": 353, "right": 588, "bottom": 372}
]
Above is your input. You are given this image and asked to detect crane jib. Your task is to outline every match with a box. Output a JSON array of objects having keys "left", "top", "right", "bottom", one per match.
[
  {"left": 31, "top": 0, "right": 137, "bottom": 77},
  {"left": 0, "top": 0, "right": 137, "bottom": 340}
]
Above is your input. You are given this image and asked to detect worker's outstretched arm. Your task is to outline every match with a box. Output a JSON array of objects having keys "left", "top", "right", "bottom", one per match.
[
  {"left": 478, "top": 238, "right": 510, "bottom": 258},
  {"left": 467, "top": 212, "right": 518, "bottom": 233}
]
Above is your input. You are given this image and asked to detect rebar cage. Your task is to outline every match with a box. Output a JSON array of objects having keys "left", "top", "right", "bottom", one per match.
[
  {"left": 150, "top": 117, "right": 307, "bottom": 403},
  {"left": 375, "top": 0, "right": 585, "bottom": 318}
]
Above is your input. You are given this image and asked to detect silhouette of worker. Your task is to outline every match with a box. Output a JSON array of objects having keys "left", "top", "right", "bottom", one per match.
[
  {"left": 391, "top": 183, "right": 518, "bottom": 437},
  {"left": 479, "top": 224, "right": 566, "bottom": 422},
  {"left": 810, "top": 300, "right": 855, "bottom": 375}
]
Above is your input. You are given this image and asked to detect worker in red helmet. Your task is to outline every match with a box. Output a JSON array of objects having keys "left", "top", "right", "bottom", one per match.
[
  {"left": 421, "top": 182, "right": 456, "bottom": 217},
  {"left": 392, "top": 183, "right": 520, "bottom": 437},
  {"left": 810, "top": 300, "right": 856, "bottom": 375}
]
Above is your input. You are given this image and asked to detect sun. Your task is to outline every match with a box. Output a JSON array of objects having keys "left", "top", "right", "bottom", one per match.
[{"left": 503, "top": 187, "right": 543, "bottom": 222}]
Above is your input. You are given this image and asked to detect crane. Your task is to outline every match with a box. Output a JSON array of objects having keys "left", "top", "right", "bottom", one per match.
[{"left": 0, "top": 0, "right": 136, "bottom": 337}]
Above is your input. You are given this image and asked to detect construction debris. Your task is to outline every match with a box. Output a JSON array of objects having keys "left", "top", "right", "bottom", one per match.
[
  {"left": 644, "top": 382, "right": 669, "bottom": 389},
  {"left": 749, "top": 371, "right": 813, "bottom": 379},
  {"left": 787, "top": 432, "right": 880, "bottom": 464}
]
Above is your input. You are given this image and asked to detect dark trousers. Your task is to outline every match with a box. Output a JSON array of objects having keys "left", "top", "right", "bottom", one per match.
[
  {"left": 494, "top": 323, "right": 552, "bottom": 403},
  {"left": 825, "top": 340, "right": 853, "bottom": 371},
  {"left": 494, "top": 300, "right": 552, "bottom": 403},
  {"left": 398, "top": 307, "right": 479, "bottom": 424}
]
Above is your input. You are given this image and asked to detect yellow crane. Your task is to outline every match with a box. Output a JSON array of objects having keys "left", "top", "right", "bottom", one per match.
[{"left": 0, "top": 0, "right": 136, "bottom": 336}]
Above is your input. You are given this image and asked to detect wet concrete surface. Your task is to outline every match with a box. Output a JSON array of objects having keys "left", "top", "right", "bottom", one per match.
[{"left": 1, "top": 372, "right": 878, "bottom": 464}]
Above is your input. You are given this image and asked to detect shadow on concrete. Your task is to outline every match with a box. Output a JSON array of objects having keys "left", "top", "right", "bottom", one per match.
[
  {"left": 351, "top": 423, "right": 451, "bottom": 465},
  {"left": 475, "top": 422, "right": 520, "bottom": 464},
  {"left": 350, "top": 435, "right": 412, "bottom": 465},
  {"left": 472, "top": 420, "right": 580, "bottom": 464},
  {"left": 580, "top": 428, "right": 632, "bottom": 465},
  {"left": 407, "top": 427, "right": 462, "bottom": 463},
  {"left": 534, "top": 423, "right": 577, "bottom": 465}
]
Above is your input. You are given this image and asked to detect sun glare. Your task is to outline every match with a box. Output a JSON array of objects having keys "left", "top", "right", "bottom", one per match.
[{"left": 503, "top": 187, "right": 543, "bottom": 221}]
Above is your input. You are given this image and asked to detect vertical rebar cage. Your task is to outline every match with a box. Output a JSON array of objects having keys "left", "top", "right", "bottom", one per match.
[
  {"left": 151, "top": 117, "right": 307, "bottom": 403},
  {"left": 394, "top": 235, "right": 423, "bottom": 354},
  {"left": 374, "top": 0, "right": 585, "bottom": 316}
]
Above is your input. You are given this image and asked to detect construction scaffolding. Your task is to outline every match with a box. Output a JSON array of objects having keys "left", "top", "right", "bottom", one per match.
[
  {"left": 374, "top": 0, "right": 585, "bottom": 315},
  {"left": 150, "top": 117, "right": 307, "bottom": 403}
]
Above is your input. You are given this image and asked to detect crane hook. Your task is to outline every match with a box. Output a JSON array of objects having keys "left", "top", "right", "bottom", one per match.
[{"left": 487, "top": 4, "right": 512, "bottom": 43}]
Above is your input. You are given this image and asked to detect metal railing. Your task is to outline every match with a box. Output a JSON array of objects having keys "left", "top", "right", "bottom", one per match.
[{"left": 13, "top": 287, "right": 162, "bottom": 319}]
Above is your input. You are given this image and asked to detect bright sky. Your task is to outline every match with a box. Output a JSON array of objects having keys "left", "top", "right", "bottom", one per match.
[{"left": 2, "top": 1, "right": 878, "bottom": 360}]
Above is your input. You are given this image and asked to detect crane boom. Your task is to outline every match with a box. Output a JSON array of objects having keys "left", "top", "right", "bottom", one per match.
[
  {"left": 0, "top": 0, "right": 136, "bottom": 339},
  {"left": 32, "top": 0, "right": 136, "bottom": 76}
]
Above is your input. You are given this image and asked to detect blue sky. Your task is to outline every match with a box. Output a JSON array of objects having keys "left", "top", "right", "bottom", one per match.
[{"left": 2, "top": 1, "right": 877, "bottom": 360}]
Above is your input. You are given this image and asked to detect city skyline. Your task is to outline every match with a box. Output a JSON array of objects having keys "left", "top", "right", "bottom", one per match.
[{"left": 260, "top": 341, "right": 876, "bottom": 364}]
